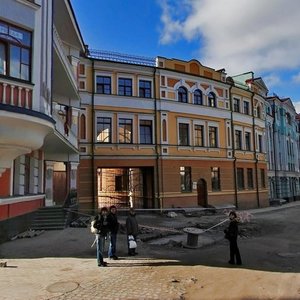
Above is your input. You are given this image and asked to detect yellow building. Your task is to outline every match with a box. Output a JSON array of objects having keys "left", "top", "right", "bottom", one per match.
[{"left": 78, "top": 52, "right": 268, "bottom": 210}]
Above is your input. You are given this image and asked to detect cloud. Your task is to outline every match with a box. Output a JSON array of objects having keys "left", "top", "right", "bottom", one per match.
[
  {"left": 263, "top": 74, "right": 281, "bottom": 89},
  {"left": 293, "top": 101, "right": 300, "bottom": 114},
  {"left": 159, "top": 0, "right": 300, "bottom": 75},
  {"left": 292, "top": 72, "right": 300, "bottom": 84}
]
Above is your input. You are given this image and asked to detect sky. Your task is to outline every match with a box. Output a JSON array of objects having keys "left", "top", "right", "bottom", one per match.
[{"left": 71, "top": 0, "right": 300, "bottom": 112}]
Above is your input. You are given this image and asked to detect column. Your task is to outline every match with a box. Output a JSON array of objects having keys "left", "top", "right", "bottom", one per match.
[{"left": 45, "top": 161, "right": 55, "bottom": 206}]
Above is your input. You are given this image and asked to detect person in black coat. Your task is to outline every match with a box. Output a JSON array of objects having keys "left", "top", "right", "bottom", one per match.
[
  {"left": 107, "top": 205, "right": 119, "bottom": 260},
  {"left": 126, "top": 207, "right": 139, "bottom": 256},
  {"left": 224, "top": 211, "right": 242, "bottom": 265},
  {"left": 93, "top": 207, "right": 110, "bottom": 267}
]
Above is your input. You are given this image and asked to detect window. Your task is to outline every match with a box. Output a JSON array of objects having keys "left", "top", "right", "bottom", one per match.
[
  {"left": 80, "top": 114, "right": 86, "bottom": 139},
  {"left": 245, "top": 132, "right": 251, "bottom": 151},
  {"left": 286, "top": 113, "right": 291, "bottom": 125},
  {"left": 261, "top": 169, "right": 266, "bottom": 188},
  {"left": 258, "top": 135, "right": 263, "bottom": 152},
  {"left": 211, "top": 167, "right": 220, "bottom": 191},
  {"left": 237, "top": 168, "right": 244, "bottom": 190},
  {"left": 179, "top": 123, "right": 189, "bottom": 146},
  {"left": 118, "top": 78, "right": 132, "bottom": 96},
  {"left": 233, "top": 98, "right": 240, "bottom": 112},
  {"left": 97, "top": 117, "right": 112, "bottom": 143},
  {"left": 194, "top": 89, "right": 203, "bottom": 105},
  {"left": 235, "top": 130, "right": 242, "bottom": 150},
  {"left": 180, "top": 166, "right": 192, "bottom": 192},
  {"left": 247, "top": 168, "right": 254, "bottom": 189},
  {"left": 96, "top": 76, "right": 111, "bottom": 94},
  {"left": 256, "top": 105, "right": 261, "bottom": 118},
  {"left": 0, "top": 21, "right": 32, "bottom": 81},
  {"left": 178, "top": 86, "right": 188, "bottom": 103},
  {"left": 209, "top": 126, "right": 218, "bottom": 147},
  {"left": 194, "top": 124, "right": 204, "bottom": 147},
  {"left": 208, "top": 92, "right": 216, "bottom": 107},
  {"left": 139, "top": 120, "right": 152, "bottom": 144},
  {"left": 139, "top": 80, "right": 151, "bottom": 98},
  {"left": 115, "top": 173, "right": 129, "bottom": 191},
  {"left": 244, "top": 101, "right": 250, "bottom": 115},
  {"left": 119, "top": 118, "right": 132, "bottom": 143}
]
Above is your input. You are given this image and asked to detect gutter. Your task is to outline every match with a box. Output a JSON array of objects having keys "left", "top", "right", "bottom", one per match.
[
  {"left": 229, "top": 85, "right": 238, "bottom": 208},
  {"left": 251, "top": 92, "right": 260, "bottom": 207},
  {"left": 91, "top": 60, "right": 96, "bottom": 211}
]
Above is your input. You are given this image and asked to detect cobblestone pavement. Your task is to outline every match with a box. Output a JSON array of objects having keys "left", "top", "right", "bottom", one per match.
[{"left": 1, "top": 202, "right": 300, "bottom": 300}]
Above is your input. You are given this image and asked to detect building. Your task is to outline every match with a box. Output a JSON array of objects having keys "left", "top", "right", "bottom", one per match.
[
  {"left": 0, "top": 0, "right": 84, "bottom": 240},
  {"left": 266, "top": 95, "right": 300, "bottom": 201},
  {"left": 78, "top": 53, "right": 269, "bottom": 210}
]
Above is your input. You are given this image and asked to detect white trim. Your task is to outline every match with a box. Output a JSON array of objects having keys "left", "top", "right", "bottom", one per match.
[{"left": 0, "top": 194, "right": 45, "bottom": 205}]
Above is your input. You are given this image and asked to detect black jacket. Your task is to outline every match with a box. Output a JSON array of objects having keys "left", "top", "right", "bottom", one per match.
[
  {"left": 225, "top": 219, "right": 239, "bottom": 240},
  {"left": 107, "top": 213, "right": 119, "bottom": 234},
  {"left": 93, "top": 214, "right": 110, "bottom": 236},
  {"left": 126, "top": 214, "right": 138, "bottom": 236}
]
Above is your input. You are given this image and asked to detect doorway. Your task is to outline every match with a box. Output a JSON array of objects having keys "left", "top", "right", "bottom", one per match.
[{"left": 197, "top": 178, "right": 207, "bottom": 207}]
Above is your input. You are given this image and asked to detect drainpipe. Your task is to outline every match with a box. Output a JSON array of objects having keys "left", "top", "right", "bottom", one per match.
[
  {"left": 272, "top": 101, "right": 278, "bottom": 199},
  {"left": 154, "top": 67, "right": 161, "bottom": 210},
  {"left": 229, "top": 85, "right": 238, "bottom": 208},
  {"left": 91, "top": 60, "right": 96, "bottom": 212},
  {"left": 251, "top": 92, "right": 260, "bottom": 207}
]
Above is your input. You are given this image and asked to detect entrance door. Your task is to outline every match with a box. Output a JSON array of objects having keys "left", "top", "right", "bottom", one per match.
[
  {"left": 197, "top": 178, "right": 207, "bottom": 207},
  {"left": 53, "top": 171, "right": 67, "bottom": 205}
]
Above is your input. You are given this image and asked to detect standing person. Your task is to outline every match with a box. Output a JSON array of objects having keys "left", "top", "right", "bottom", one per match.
[
  {"left": 224, "top": 211, "right": 242, "bottom": 265},
  {"left": 93, "top": 207, "right": 110, "bottom": 267},
  {"left": 107, "top": 205, "right": 119, "bottom": 260},
  {"left": 126, "top": 207, "right": 139, "bottom": 256}
]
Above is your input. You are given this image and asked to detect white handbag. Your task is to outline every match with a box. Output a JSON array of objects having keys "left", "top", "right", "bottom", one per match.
[{"left": 128, "top": 235, "right": 137, "bottom": 249}]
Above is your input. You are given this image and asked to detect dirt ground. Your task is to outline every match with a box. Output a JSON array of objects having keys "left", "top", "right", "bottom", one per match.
[{"left": 1, "top": 203, "right": 300, "bottom": 299}]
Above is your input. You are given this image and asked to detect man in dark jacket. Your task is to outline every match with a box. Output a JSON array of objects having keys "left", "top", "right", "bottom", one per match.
[
  {"left": 126, "top": 207, "right": 139, "bottom": 256},
  {"left": 107, "top": 205, "right": 119, "bottom": 260},
  {"left": 93, "top": 206, "right": 110, "bottom": 267},
  {"left": 224, "top": 211, "right": 242, "bottom": 265}
]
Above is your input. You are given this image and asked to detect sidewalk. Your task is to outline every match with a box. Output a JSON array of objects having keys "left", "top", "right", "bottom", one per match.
[{"left": 1, "top": 201, "right": 300, "bottom": 299}]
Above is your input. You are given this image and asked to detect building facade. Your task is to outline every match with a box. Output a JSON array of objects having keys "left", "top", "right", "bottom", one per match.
[
  {"left": 0, "top": 0, "right": 84, "bottom": 239},
  {"left": 266, "top": 96, "right": 300, "bottom": 201},
  {"left": 78, "top": 54, "right": 269, "bottom": 210}
]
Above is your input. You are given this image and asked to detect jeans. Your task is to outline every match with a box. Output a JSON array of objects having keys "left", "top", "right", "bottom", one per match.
[
  {"left": 96, "top": 235, "right": 106, "bottom": 265},
  {"left": 108, "top": 233, "right": 117, "bottom": 257}
]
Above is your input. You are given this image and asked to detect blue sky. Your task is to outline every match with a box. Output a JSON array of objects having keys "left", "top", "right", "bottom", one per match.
[{"left": 71, "top": 0, "right": 300, "bottom": 112}]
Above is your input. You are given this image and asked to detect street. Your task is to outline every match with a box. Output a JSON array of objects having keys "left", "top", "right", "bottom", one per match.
[{"left": 1, "top": 203, "right": 300, "bottom": 299}]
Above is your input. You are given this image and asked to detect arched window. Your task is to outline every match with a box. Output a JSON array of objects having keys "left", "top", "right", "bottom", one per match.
[
  {"left": 208, "top": 92, "right": 216, "bottom": 107},
  {"left": 178, "top": 86, "right": 188, "bottom": 103},
  {"left": 256, "top": 105, "right": 261, "bottom": 118},
  {"left": 194, "top": 89, "right": 203, "bottom": 105},
  {"left": 80, "top": 114, "right": 86, "bottom": 139}
]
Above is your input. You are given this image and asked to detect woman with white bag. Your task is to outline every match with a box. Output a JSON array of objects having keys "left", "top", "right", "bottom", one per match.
[{"left": 126, "top": 208, "right": 139, "bottom": 256}]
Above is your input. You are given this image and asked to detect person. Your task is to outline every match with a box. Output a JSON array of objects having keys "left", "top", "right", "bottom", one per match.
[
  {"left": 93, "top": 206, "right": 110, "bottom": 267},
  {"left": 107, "top": 205, "right": 119, "bottom": 260},
  {"left": 224, "top": 211, "right": 242, "bottom": 265},
  {"left": 126, "top": 207, "right": 139, "bottom": 256}
]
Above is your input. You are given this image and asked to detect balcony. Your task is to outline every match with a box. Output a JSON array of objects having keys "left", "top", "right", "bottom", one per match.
[
  {"left": 43, "top": 104, "right": 79, "bottom": 161},
  {"left": 0, "top": 77, "right": 33, "bottom": 109},
  {"left": 53, "top": 26, "right": 79, "bottom": 102}
]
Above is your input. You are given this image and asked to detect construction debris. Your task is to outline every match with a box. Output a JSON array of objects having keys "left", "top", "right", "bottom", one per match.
[
  {"left": 0, "top": 261, "right": 7, "bottom": 268},
  {"left": 11, "top": 229, "right": 45, "bottom": 240}
]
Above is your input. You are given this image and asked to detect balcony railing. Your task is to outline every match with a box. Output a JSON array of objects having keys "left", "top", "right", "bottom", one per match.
[
  {"left": 88, "top": 49, "right": 156, "bottom": 67},
  {"left": 0, "top": 77, "right": 33, "bottom": 109},
  {"left": 52, "top": 107, "right": 78, "bottom": 149}
]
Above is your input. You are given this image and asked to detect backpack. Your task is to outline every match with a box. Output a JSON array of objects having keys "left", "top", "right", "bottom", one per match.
[{"left": 90, "top": 218, "right": 98, "bottom": 234}]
